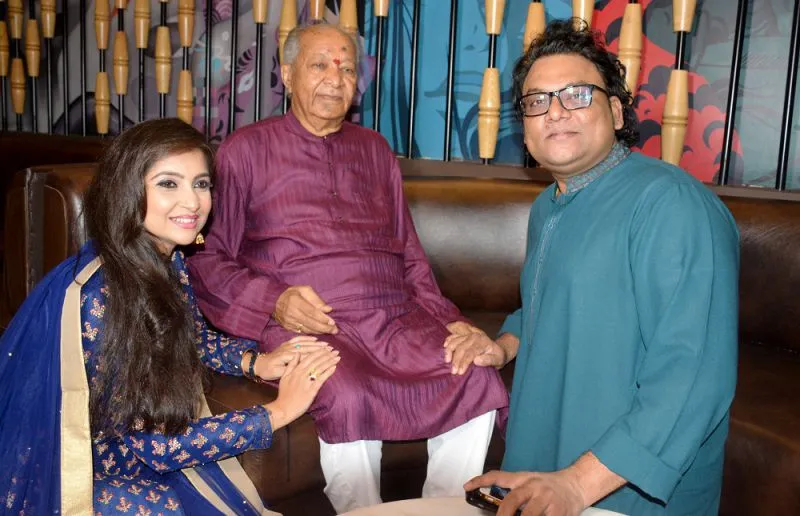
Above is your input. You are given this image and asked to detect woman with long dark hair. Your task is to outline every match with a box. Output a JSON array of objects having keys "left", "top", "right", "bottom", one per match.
[{"left": 0, "top": 118, "right": 339, "bottom": 515}]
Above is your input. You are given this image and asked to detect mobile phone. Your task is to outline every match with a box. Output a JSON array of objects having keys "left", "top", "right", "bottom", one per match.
[
  {"left": 465, "top": 487, "right": 503, "bottom": 513},
  {"left": 465, "top": 486, "right": 521, "bottom": 515}
]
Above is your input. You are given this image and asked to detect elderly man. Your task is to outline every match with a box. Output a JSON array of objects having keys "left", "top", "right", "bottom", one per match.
[
  {"left": 188, "top": 23, "right": 508, "bottom": 513},
  {"left": 454, "top": 20, "right": 739, "bottom": 516}
]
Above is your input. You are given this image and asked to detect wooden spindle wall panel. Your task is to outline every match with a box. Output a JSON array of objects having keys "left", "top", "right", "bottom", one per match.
[
  {"left": 479, "top": 0, "right": 505, "bottom": 163},
  {"left": 619, "top": 2, "right": 642, "bottom": 97},
  {"left": 134, "top": 0, "right": 149, "bottom": 121},
  {"left": 252, "top": 0, "right": 267, "bottom": 121},
  {"left": 279, "top": 0, "right": 296, "bottom": 65},
  {"left": 662, "top": 0, "right": 696, "bottom": 165},
  {"left": 372, "top": 0, "right": 389, "bottom": 131},
  {"left": 177, "top": 0, "right": 194, "bottom": 123},
  {"left": 310, "top": 0, "right": 324, "bottom": 22},
  {"left": 573, "top": 0, "right": 593, "bottom": 28},
  {"left": 113, "top": 31, "right": 128, "bottom": 95},
  {"left": 523, "top": 1, "right": 545, "bottom": 53},
  {"left": 8, "top": 0, "right": 24, "bottom": 125},
  {"left": 339, "top": 0, "right": 357, "bottom": 38},
  {"left": 94, "top": 0, "right": 110, "bottom": 134},
  {"left": 42, "top": 0, "right": 56, "bottom": 131},
  {"left": 0, "top": 8, "right": 8, "bottom": 131}
]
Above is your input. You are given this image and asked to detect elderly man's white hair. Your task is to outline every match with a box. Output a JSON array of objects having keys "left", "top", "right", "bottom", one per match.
[{"left": 283, "top": 23, "right": 361, "bottom": 66}]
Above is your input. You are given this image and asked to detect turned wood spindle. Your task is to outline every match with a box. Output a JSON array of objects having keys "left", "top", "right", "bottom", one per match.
[
  {"left": 113, "top": 31, "right": 128, "bottom": 95},
  {"left": 252, "top": 0, "right": 267, "bottom": 121},
  {"left": 95, "top": 71, "right": 110, "bottom": 134},
  {"left": 478, "top": 68, "right": 500, "bottom": 161},
  {"left": 178, "top": 0, "right": 194, "bottom": 48},
  {"left": 662, "top": 70, "right": 688, "bottom": 165},
  {"left": 94, "top": 0, "right": 110, "bottom": 134},
  {"left": 253, "top": 0, "right": 267, "bottom": 24},
  {"left": 155, "top": 26, "right": 171, "bottom": 95},
  {"left": 0, "top": 13, "right": 7, "bottom": 130},
  {"left": 0, "top": 19, "right": 8, "bottom": 79},
  {"left": 134, "top": 0, "right": 149, "bottom": 122},
  {"left": 485, "top": 0, "right": 505, "bottom": 37},
  {"left": 24, "top": 18, "right": 38, "bottom": 77},
  {"left": 479, "top": 0, "right": 505, "bottom": 163},
  {"left": 523, "top": 1, "right": 545, "bottom": 53},
  {"left": 10, "top": 56, "right": 24, "bottom": 115},
  {"left": 134, "top": 0, "right": 149, "bottom": 49},
  {"left": 8, "top": 0, "right": 24, "bottom": 123},
  {"left": 673, "top": 0, "right": 697, "bottom": 33},
  {"left": 7, "top": 0, "right": 22, "bottom": 40},
  {"left": 41, "top": 0, "right": 56, "bottom": 38},
  {"left": 375, "top": 0, "right": 389, "bottom": 17},
  {"left": 372, "top": 0, "right": 389, "bottom": 132},
  {"left": 619, "top": 2, "right": 642, "bottom": 96},
  {"left": 573, "top": 0, "right": 593, "bottom": 29},
  {"left": 94, "top": 0, "right": 110, "bottom": 51},
  {"left": 279, "top": 0, "right": 297, "bottom": 64},
  {"left": 177, "top": 69, "right": 192, "bottom": 123},
  {"left": 309, "top": 0, "right": 324, "bottom": 22},
  {"left": 42, "top": 0, "right": 56, "bottom": 132},
  {"left": 177, "top": 0, "right": 194, "bottom": 123},
  {"left": 661, "top": 0, "right": 696, "bottom": 165},
  {"left": 113, "top": 0, "right": 128, "bottom": 134},
  {"left": 339, "top": 0, "right": 358, "bottom": 38}
]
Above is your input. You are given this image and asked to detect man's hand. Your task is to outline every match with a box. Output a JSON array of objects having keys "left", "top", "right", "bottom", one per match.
[
  {"left": 273, "top": 285, "right": 339, "bottom": 335},
  {"left": 443, "top": 323, "right": 506, "bottom": 375},
  {"left": 465, "top": 470, "right": 585, "bottom": 516}
]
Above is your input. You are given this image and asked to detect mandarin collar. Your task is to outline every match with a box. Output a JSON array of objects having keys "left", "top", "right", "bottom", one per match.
[
  {"left": 551, "top": 141, "right": 630, "bottom": 204},
  {"left": 285, "top": 109, "right": 345, "bottom": 142}
]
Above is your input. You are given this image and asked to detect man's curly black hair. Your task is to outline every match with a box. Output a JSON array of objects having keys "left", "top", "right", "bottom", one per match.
[{"left": 513, "top": 19, "right": 639, "bottom": 148}]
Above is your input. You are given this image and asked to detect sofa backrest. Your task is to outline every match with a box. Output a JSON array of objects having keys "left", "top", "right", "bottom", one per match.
[
  {"left": 4, "top": 164, "right": 800, "bottom": 356},
  {"left": 3, "top": 164, "right": 97, "bottom": 314},
  {"left": 718, "top": 194, "right": 800, "bottom": 354}
]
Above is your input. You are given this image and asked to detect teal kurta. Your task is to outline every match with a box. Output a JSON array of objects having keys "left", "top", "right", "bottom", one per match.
[{"left": 500, "top": 146, "right": 739, "bottom": 515}]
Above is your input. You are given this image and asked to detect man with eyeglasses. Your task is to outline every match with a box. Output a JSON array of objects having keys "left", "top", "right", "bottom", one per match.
[{"left": 450, "top": 20, "right": 739, "bottom": 516}]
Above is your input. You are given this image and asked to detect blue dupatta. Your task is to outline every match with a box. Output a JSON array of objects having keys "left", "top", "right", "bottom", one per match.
[{"left": 0, "top": 243, "right": 268, "bottom": 515}]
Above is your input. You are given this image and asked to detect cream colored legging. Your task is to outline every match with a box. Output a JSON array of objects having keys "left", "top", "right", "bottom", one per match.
[{"left": 319, "top": 410, "right": 497, "bottom": 514}]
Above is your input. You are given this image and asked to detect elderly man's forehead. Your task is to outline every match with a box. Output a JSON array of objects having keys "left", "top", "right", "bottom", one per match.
[{"left": 299, "top": 27, "right": 356, "bottom": 56}]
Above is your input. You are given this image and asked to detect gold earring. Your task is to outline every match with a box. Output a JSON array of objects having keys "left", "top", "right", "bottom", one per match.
[{"left": 195, "top": 233, "right": 205, "bottom": 245}]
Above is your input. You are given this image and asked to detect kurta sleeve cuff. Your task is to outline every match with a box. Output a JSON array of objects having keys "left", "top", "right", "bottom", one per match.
[
  {"left": 250, "top": 405, "right": 274, "bottom": 450},
  {"left": 498, "top": 309, "right": 523, "bottom": 338},
  {"left": 226, "top": 276, "right": 290, "bottom": 340},
  {"left": 591, "top": 423, "right": 681, "bottom": 503}
]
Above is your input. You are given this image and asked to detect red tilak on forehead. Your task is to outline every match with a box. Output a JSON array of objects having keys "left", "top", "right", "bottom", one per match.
[{"left": 333, "top": 58, "right": 341, "bottom": 65}]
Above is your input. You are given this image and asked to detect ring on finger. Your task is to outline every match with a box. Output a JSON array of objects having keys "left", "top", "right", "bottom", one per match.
[
  {"left": 294, "top": 343, "right": 301, "bottom": 349},
  {"left": 308, "top": 369, "right": 317, "bottom": 382}
]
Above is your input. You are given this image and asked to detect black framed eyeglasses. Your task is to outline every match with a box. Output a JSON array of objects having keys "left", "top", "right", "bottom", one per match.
[{"left": 519, "top": 84, "right": 609, "bottom": 117}]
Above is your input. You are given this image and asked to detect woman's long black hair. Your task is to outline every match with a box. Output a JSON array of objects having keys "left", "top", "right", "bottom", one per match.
[{"left": 84, "top": 118, "right": 215, "bottom": 436}]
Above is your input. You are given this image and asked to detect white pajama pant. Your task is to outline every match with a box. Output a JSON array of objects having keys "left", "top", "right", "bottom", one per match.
[{"left": 318, "top": 410, "right": 497, "bottom": 514}]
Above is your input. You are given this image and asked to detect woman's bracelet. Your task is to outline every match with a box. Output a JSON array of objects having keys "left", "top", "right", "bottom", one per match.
[{"left": 243, "top": 350, "right": 266, "bottom": 383}]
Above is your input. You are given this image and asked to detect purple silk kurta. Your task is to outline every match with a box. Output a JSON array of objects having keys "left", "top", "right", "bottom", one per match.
[{"left": 188, "top": 112, "right": 508, "bottom": 443}]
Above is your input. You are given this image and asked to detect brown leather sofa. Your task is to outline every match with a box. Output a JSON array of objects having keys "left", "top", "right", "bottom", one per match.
[{"left": 3, "top": 145, "right": 800, "bottom": 514}]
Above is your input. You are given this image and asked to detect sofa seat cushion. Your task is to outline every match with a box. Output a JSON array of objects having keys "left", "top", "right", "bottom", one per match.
[{"left": 721, "top": 344, "right": 800, "bottom": 515}]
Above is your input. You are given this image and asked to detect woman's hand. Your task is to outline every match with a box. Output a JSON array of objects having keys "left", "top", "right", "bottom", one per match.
[
  {"left": 253, "top": 336, "right": 332, "bottom": 381},
  {"left": 265, "top": 348, "right": 340, "bottom": 431}
]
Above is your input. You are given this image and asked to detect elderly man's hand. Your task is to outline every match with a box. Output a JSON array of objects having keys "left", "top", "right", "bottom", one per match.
[
  {"left": 273, "top": 285, "right": 339, "bottom": 335},
  {"left": 443, "top": 324, "right": 506, "bottom": 375},
  {"left": 465, "top": 470, "right": 585, "bottom": 516}
]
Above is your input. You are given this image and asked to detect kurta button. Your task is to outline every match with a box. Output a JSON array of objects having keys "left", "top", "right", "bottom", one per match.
[{"left": 331, "top": 191, "right": 338, "bottom": 197}]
